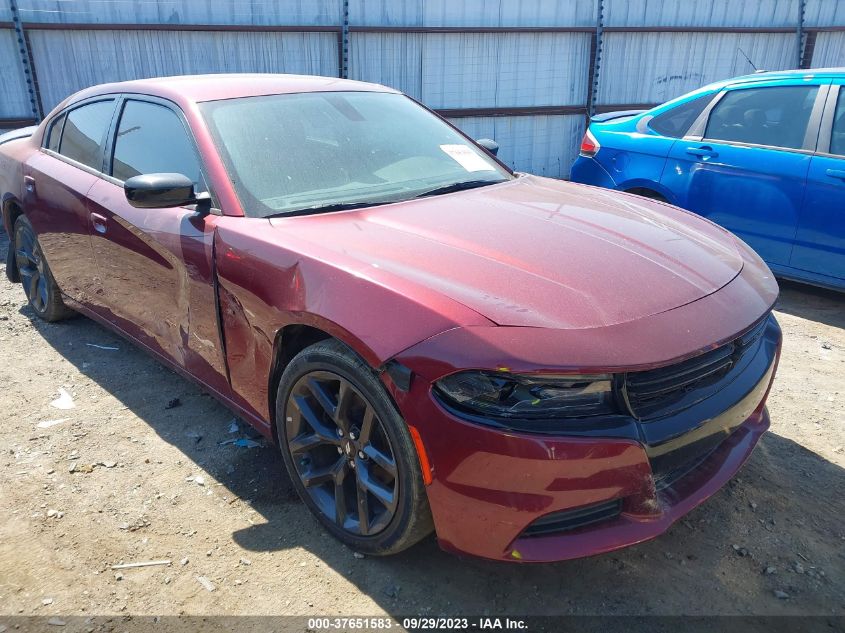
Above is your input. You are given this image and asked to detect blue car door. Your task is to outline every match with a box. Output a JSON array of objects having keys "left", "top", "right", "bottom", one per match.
[
  {"left": 790, "top": 83, "right": 845, "bottom": 283},
  {"left": 660, "top": 80, "right": 828, "bottom": 268}
]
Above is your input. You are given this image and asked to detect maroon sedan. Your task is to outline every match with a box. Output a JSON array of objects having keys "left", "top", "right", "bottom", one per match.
[{"left": 0, "top": 75, "right": 781, "bottom": 562}]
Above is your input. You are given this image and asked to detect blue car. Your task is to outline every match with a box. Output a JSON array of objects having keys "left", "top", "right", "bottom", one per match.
[{"left": 571, "top": 68, "right": 845, "bottom": 291}]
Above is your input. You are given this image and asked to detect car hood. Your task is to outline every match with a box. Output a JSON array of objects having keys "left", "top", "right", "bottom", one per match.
[{"left": 269, "top": 175, "right": 744, "bottom": 330}]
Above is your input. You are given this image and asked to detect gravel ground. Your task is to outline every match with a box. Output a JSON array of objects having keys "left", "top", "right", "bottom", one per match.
[{"left": 0, "top": 226, "right": 843, "bottom": 625}]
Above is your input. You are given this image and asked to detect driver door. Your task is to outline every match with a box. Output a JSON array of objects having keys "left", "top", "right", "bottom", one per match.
[
  {"left": 660, "top": 80, "right": 828, "bottom": 267},
  {"left": 86, "top": 96, "right": 229, "bottom": 393}
]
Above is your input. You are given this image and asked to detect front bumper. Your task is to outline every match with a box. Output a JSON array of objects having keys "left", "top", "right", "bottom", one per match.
[{"left": 392, "top": 312, "right": 781, "bottom": 562}]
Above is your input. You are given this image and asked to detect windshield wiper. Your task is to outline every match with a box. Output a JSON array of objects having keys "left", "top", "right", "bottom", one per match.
[
  {"left": 265, "top": 200, "right": 392, "bottom": 218},
  {"left": 413, "top": 179, "right": 504, "bottom": 199},
  {"left": 265, "top": 179, "right": 505, "bottom": 218}
]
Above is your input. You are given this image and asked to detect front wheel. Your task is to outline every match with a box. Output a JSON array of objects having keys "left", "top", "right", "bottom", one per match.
[
  {"left": 13, "top": 216, "right": 74, "bottom": 322},
  {"left": 275, "top": 339, "right": 433, "bottom": 555}
]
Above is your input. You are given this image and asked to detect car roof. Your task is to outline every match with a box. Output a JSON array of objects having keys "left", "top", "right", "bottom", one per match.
[
  {"left": 716, "top": 67, "right": 845, "bottom": 89},
  {"left": 64, "top": 73, "right": 397, "bottom": 108},
  {"left": 646, "top": 67, "right": 845, "bottom": 115}
]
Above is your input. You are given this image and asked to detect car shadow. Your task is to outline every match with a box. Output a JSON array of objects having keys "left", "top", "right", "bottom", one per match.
[
  {"left": 774, "top": 279, "right": 844, "bottom": 330},
  {"left": 2, "top": 227, "right": 843, "bottom": 616}
]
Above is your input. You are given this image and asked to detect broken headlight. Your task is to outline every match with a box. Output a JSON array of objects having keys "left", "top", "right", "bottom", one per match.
[{"left": 434, "top": 371, "right": 615, "bottom": 419}]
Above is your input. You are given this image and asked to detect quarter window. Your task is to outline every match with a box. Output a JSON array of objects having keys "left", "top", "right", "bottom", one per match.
[
  {"left": 648, "top": 94, "right": 714, "bottom": 138},
  {"left": 111, "top": 100, "right": 202, "bottom": 185},
  {"left": 59, "top": 100, "right": 115, "bottom": 170},
  {"left": 704, "top": 86, "right": 819, "bottom": 150},
  {"left": 829, "top": 92, "right": 845, "bottom": 156},
  {"left": 45, "top": 112, "right": 65, "bottom": 152}
]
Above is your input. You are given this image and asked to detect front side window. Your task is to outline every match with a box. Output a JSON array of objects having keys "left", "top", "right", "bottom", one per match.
[
  {"left": 201, "top": 91, "right": 511, "bottom": 218},
  {"left": 704, "top": 85, "right": 819, "bottom": 150},
  {"left": 648, "top": 93, "right": 714, "bottom": 138},
  {"left": 59, "top": 100, "right": 115, "bottom": 170},
  {"left": 829, "top": 91, "right": 845, "bottom": 156},
  {"left": 111, "top": 100, "right": 202, "bottom": 184}
]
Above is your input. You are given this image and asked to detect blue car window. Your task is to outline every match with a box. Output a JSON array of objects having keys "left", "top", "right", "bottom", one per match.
[
  {"left": 648, "top": 94, "right": 713, "bottom": 138},
  {"left": 704, "top": 86, "right": 818, "bottom": 150},
  {"left": 830, "top": 92, "right": 845, "bottom": 156}
]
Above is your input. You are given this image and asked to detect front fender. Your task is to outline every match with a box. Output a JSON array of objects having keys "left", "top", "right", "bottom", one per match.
[{"left": 212, "top": 216, "right": 490, "bottom": 424}]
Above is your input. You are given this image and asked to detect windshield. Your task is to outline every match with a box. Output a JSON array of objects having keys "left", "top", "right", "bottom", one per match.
[{"left": 200, "top": 91, "right": 511, "bottom": 217}]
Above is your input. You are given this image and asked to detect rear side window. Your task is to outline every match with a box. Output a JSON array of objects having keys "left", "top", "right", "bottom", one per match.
[
  {"left": 45, "top": 113, "right": 65, "bottom": 152},
  {"left": 829, "top": 92, "right": 845, "bottom": 156},
  {"left": 111, "top": 100, "right": 202, "bottom": 184},
  {"left": 704, "top": 86, "right": 819, "bottom": 150},
  {"left": 59, "top": 100, "right": 115, "bottom": 170},
  {"left": 648, "top": 94, "right": 713, "bottom": 138}
]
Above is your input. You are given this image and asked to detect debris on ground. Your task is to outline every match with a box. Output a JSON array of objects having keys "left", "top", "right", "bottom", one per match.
[
  {"left": 165, "top": 398, "right": 182, "bottom": 410},
  {"left": 732, "top": 544, "right": 749, "bottom": 557},
  {"left": 111, "top": 560, "right": 171, "bottom": 570},
  {"left": 219, "top": 437, "right": 263, "bottom": 448},
  {"left": 37, "top": 418, "right": 69, "bottom": 429},
  {"left": 86, "top": 343, "right": 119, "bottom": 351},
  {"left": 196, "top": 576, "right": 216, "bottom": 592},
  {"left": 49, "top": 388, "right": 75, "bottom": 410}
]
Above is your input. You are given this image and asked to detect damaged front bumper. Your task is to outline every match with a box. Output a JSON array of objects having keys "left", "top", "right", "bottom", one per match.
[{"left": 391, "top": 303, "right": 781, "bottom": 561}]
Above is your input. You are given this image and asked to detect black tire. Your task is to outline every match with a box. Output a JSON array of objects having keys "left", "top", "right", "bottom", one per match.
[
  {"left": 13, "top": 215, "right": 74, "bottom": 322},
  {"left": 275, "top": 339, "right": 434, "bottom": 555}
]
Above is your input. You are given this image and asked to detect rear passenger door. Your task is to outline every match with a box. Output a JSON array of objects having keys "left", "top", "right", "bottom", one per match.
[
  {"left": 86, "top": 96, "right": 230, "bottom": 393},
  {"left": 790, "top": 84, "right": 845, "bottom": 282},
  {"left": 660, "top": 81, "right": 827, "bottom": 268},
  {"left": 23, "top": 98, "right": 116, "bottom": 310}
]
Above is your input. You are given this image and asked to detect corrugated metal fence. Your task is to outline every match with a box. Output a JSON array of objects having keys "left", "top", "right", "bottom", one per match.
[{"left": 2, "top": 0, "right": 844, "bottom": 178}]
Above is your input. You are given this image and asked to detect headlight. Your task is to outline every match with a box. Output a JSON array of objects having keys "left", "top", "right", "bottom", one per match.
[{"left": 434, "top": 371, "right": 615, "bottom": 419}]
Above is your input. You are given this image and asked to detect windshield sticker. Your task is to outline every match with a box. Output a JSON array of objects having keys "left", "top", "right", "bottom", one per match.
[{"left": 440, "top": 144, "right": 496, "bottom": 172}]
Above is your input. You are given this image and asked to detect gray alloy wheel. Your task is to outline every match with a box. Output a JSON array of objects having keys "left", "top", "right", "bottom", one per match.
[
  {"left": 276, "top": 339, "right": 434, "bottom": 555},
  {"left": 13, "top": 216, "right": 74, "bottom": 322},
  {"left": 286, "top": 370, "right": 399, "bottom": 535}
]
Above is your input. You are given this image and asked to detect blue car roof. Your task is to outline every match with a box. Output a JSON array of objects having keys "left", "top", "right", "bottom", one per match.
[
  {"left": 723, "top": 67, "right": 845, "bottom": 85},
  {"left": 648, "top": 67, "right": 845, "bottom": 114}
]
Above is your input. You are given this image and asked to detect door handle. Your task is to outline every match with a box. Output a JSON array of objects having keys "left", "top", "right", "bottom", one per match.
[
  {"left": 90, "top": 212, "right": 108, "bottom": 234},
  {"left": 825, "top": 168, "right": 845, "bottom": 180},
  {"left": 686, "top": 146, "right": 718, "bottom": 158},
  {"left": 24, "top": 175, "right": 36, "bottom": 194}
]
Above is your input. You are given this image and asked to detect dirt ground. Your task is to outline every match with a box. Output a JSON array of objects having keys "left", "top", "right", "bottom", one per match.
[{"left": 0, "top": 225, "right": 843, "bottom": 625}]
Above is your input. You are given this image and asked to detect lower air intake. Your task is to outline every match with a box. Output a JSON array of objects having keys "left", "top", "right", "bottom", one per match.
[{"left": 521, "top": 499, "right": 622, "bottom": 537}]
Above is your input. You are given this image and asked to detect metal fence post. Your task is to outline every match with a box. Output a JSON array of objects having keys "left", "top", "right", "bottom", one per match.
[
  {"left": 341, "top": 0, "right": 349, "bottom": 78},
  {"left": 8, "top": 0, "right": 42, "bottom": 120},
  {"left": 587, "top": 0, "right": 604, "bottom": 117},
  {"left": 796, "top": 0, "right": 805, "bottom": 69}
]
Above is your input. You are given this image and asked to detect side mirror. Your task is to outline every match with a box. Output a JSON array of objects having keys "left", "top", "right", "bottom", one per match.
[
  {"left": 476, "top": 138, "right": 499, "bottom": 156},
  {"left": 124, "top": 173, "right": 209, "bottom": 212}
]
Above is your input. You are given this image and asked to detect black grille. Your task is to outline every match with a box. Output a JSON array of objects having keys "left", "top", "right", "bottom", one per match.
[
  {"left": 625, "top": 317, "right": 768, "bottom": 420},
  {"left": 521, "top": 499, "right": 622, "bottom": 537}
]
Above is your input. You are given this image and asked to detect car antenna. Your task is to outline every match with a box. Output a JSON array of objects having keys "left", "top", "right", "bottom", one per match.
[{"left": 737, "top": 47, "right": 759, "bottom": 72}]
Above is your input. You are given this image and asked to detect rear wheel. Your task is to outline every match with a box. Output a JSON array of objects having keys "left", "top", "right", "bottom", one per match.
[
  {"left": 275, "top": 339, "right": 433, "bottom": 555},
  {"left": 13, "top": 216, "right": 74, "bottom": 322}
]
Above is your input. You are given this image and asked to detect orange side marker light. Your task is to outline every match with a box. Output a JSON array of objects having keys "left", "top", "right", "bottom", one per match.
[{"left": 407, "top": 424, "right": 433, "bottom": 485}]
